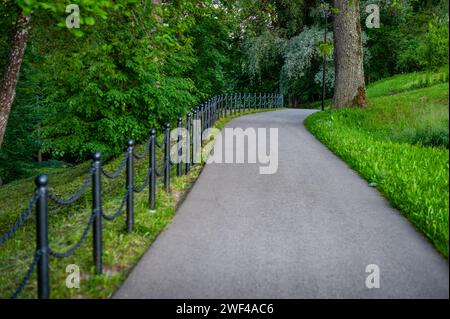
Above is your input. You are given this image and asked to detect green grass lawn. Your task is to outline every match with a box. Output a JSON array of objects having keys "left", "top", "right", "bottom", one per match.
[
  {"left": 306, "top": 67, "right": 449, "bottom": 110},
  {"left": 305, "top": 74, "right": 449, "bottom": 257},
  {"left": 0, "top": 108, "right": 275, "bottom": 299}
]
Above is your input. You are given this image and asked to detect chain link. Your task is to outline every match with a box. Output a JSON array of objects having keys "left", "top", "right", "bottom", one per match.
[
  {"left": 11, "top": 249, "right": 41, "bottom": 299},
  {"left": 133, "top": 169, "right": 152, "bottom": 193},
  {"left": 155, "top": 134, "right": 166, "bottom": 149},
  {"left": 101, "top": 153, "right": 129, "bottom": 179},
  {"left": 133, "top": 137, "right": 151, "bottom": 160},
  {"left": 102, "top": 188, "right": 129, "bottom": 221},
  {"left": 0, "top": 192, "right": 40, "bottom": 246},
  {"left": 48, "top": 166, "right": 94, "bottom": 206},
  {"left": 154, "top": 167, "right": 164, "bottom": 177},
  {"left": 48, "top": 210, "right": 97, "bottom": 258}
]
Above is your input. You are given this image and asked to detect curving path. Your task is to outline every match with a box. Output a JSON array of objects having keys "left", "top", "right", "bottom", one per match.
[{"left": 114, "top": 109, "right": 448, "bottom": 299}]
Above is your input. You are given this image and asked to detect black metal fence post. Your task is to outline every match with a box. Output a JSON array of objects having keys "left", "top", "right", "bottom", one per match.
[
  {"left": 177, "top": 116, "right": 182, "bottom": 177},
  {"left": 164, "top": 123, "right": 171, "bottom": 192},
  {"left": 205, "top": 102, "right": 209, "bottom": 129},
  {"left": 210, "top": 99, "right": 212, "bottom": 127},
  {"left": 200, "top": 105, "right": 205, "bottom": 133},
  {"left": 211, "top": 98, "right": 214, "bottom": 126},
  {"left": 238, "top": 93, "right": 241, "bottom": 112},
  {"left": 126, "top": 139, "right": 134, "bottom": 232},
  {"left": 92, "top": 152, "right": 102, "bottom": 275},
  {"left": 149, "top": 129, "right": 156, "bottom": 211},
  {"left": 220, "top": 95, "right": 224, "bottom": 118},
  {"left": 199, "top": 106, "right": 204, "bottom": 146},
  {"left": 212, "top": 98, "right": 215, "bottom": 124},
  {"left": 213, "top": 96, "right": 217, "bottom": 123},
  {"left": 186, "top": 113, "right": 191, "bottom": 173},
  {"left": 35, "top": 174, "right": 49, "bottom": 299},
  {"left": 192, "top": 109, "right": 198, "bottom": 165},
  {"left": 210, "top": 99, "right": 213, "bottom": 126},
  {"left": 205, "top": 103, "right": 208, "bottom": 130},
  {"left": 209, "top": 99, "right": 212, "bottom": 127},
  {"left": 217, "top": 96, "right": 220, "bottom": 121},
  {"left": 221, "top": 95, "right": 224, "bottom": 117},
  {"left": 239, "top": 93, "right": 242, "bottom": 112},
  {"left": 226, "top": 94, "right": 229, "bottom": 116},
  {"left": 231, "top": 94, "right": 233, "bottom": 115}
]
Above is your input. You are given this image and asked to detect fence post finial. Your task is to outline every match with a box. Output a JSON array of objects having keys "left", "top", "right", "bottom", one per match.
[
  {"left": 35, "top": 174, "right": 49, "bottom": 299},
  {"left": 92, "top": 152, "right": 102, "bottom": 275}
]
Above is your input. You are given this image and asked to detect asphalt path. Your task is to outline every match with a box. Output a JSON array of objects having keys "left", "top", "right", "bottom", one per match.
[{"left": 114, "top": 109, "right": 448, "bottom": 299}]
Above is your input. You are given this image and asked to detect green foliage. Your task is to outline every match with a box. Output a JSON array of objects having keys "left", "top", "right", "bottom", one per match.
[
  {"left": 1, "top": 0, "right": 239, "bottom": 172},
  {"left": 242, "top": 31, "right": 287, "bottom": 86},
  {"left": 32, "top": 2, "right": 198, "bottom": 161},
  {"left": 305, "top": 81, "right": 449, "bottom": 257},
  {"left": 419, "top": 16, "right": 449, "bottom": 69},
  {"left": 318, "top": 40, "right": 333, "bottom": 57},
  {"left": 363, "top": 0, "right": 449, "bottom": 82},
  {"left": 187, "top": 3, "right": 234, "bottom": 99},
  {"left": 282, "top": 26, "right": 323, "bottom": 81}
]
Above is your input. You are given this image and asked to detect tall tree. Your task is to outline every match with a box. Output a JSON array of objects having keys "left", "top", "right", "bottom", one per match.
[
  {"left": 0, "top": 9, "right": 31, "bottom": 146},
  {"left": 0, "top": 0, "right": 115, "bottom": 148},
  {"left": 331, "top": 0, "right": 366, "bottom": 108}
]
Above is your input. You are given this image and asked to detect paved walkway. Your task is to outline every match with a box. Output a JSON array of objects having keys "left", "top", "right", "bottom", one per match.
[{"left": 114, "top": 109, "right": 448, "bottom": 299}]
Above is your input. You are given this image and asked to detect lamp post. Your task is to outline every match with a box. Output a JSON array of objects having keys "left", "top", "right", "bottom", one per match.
[{"left": 321, "top": 5, "right": 330, "bottom": 111}]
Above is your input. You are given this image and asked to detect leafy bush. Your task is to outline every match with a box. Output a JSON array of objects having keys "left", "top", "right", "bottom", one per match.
[
  {"left": 363, "top": 0, "right": 449, "bottom": 80},
  {"left": 419, "top": 16, "right": 449, "bottom": 70}
]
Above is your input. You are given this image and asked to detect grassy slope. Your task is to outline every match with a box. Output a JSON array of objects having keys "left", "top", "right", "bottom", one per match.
[
  {"left": 0, "top": 108, "right": 274, "bottom": 299},
  {"left": 305, "top": 74, "right": 449, "bottom": 257},
  {"left": 305, "top": 67, "right": 449, "bottom": 109}
]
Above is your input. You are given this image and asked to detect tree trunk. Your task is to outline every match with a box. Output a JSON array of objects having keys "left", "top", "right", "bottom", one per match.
[
  {"left": 0, "top": 11, "right": 31, "bottom": 147},
  {"left": 331, "top": 0, "right": 366, "bottom": 108}
]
